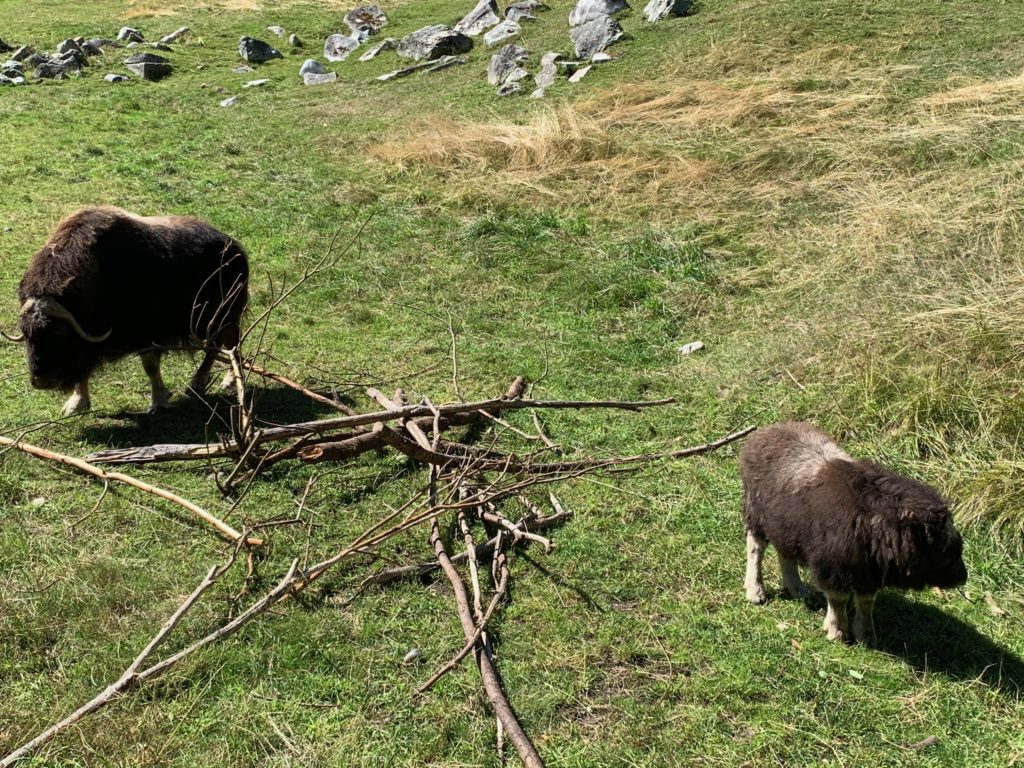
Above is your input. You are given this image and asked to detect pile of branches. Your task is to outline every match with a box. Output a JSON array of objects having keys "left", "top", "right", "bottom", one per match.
[{"left": 1, "top": 365, "right": 751, "bottom": 767}]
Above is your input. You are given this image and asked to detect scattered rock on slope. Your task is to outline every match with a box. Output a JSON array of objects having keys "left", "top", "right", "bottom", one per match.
[
  {"left": 455, "top": 0, "right": 501, "bottom": 36},
  {"left": 487, "top": 43, "right": 528, "bottom": 86},
  {"left": 117, "top": 27, "right": 144, "bottom": 43},
  {"left": 570, "top": 16, "right": 624, "bottom": 58},
  {"left": 643, "top": 0, "right": 692, "bottom": 21},
  {"left": 239, "top": 36, "right": 282, "bottom": 63},
  {"left": 568, "top": 0, "right": 630, "bottom": 26},
  {"left": 358, "top": 37, "right": 397, "bottom": 60},
  {"left": 299, "top": 58, "right": 326, "bottom": 76},
  {"left": 324, "top": 33, "right": 360, "bottom": 61},
  {"left": 396, "top": 25, "right": 472, "bottom": 61},
  {"left": 344, "top": 5, "right": 389, "bottom": 37},
  {"left": 124, "top": 52, "right": 172, "bottom": 80},
  {"left": 484, "top": 20, "right": 521, "bottom": 47}
]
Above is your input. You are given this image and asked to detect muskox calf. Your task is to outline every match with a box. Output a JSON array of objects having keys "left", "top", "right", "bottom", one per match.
[
  {"left": 5, "top": 207, "right": 249, "bottom": 415},
  {"left": 740, "top": 422, "right": 967, "bottom": 646}
]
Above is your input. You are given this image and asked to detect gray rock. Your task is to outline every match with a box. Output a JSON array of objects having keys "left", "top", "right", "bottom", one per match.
[
  {"left": 81, "top": 42, "right": 105, "bottom": 56},
  {"left": 239, "top": 36, "right": 282, "bottom": 63},
  {"left": 233, "top": 64, "right": 255, "bottom": 73},
  {"left": 244, "top": 78, "right": 269, "bottom": 87},
  {"left": 324, "top": 33, "right": 359, "bottom": 61},
  {"left": 0, "top": 74, "right": 25, "bottom": 85},
  {"left": 534, "top": 50, "right": 560, "bottom": 89},
  {"left": 299, "top": 58, "right": 326, "bottom": 76},
  {"left": 10, "top": 45, "right": 34, "bottom": 62},
  {"left": 86, "top": 38, "right": 120, "bottom": 49},
  {"left": 570, "top": 16, "right": 624, "bottom": 58},
  {"left": 0, "top": 38, "right": 13, "bottom": 53},
  {"left": 505, "top": 0, "right": 550, "bottom": 15},
  {"left": 124, "top": 52, "right": 172, "bottom": 80},
  {"left": 148, "top": 42, "right": 172, "bottom": 52},
  {"left": 358, "top": 37, "right": 397, "bottom": 61},
  {"left": 397, "top": 25, "right": 472, "bottom": 61},
  {"left": 484, "top": 20, "right": 521, "bottom": 47},
  {"left": 1, "top": 59, "right": 23, "bottom": 72},
  {"left": 591, "top": 50, "right": 613, "bottom": 62},
  {"left": 288, "top": 33, "right": 302, "bottom": 47},
  {"left": 220, "top": 96, "right": 237, "bottom": 107},
  {"left": 266, "top": 25, "right": 286, "bottom": 37},
  {"left": 377, "top": 54, "right": 466, "bottom": 81},
  {"left": 34, "top": 57, "right": 84, "bottom": 79},
  {"left": 643, "top": 0, "right": 691, "bottom": 21},
  {"left": 303, "top": 71, "right": 337, "bottom": 85},
  {"left": 530, "top": 87, "right": 545, "bottom": 98},
  {"left": 104, "top": 72, "right": 129, "bottom": 82},
  {"left": 24, "top": 52, "right": 47, "bottom": 67},
  {"left": 160, "top": 27, "right": 190, "bottom": 44},
  {"left": 568, "top": 0, "right": 629, "bottom": 26},
  {"left": 455, "top": 0, "right": 501, "bottom": 36},
  {"left": 506, "top": 8, "right": 537, "bottom": 22},
  {"left": 497, "top": 80, "right": 523, "bottom": 96},
  {"left": 568, "top": 64, "right": 591, "bottom": 82},
  {"left": 344, "top": 5, "right": 388, "bottom": 37},
  {"left": 487, "top": 43, "right": 528, "bottom": 86},
  {"left": 126, "top": 42, "right": 140, "bottom": 49},
  {"left": 56, "top": 39, "right": 82, "bottom": 56},
  {"left": 117, "top": 27, "right": 144, "bottom": 43}
]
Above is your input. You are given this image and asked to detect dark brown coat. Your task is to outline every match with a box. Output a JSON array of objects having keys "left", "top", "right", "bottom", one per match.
[
  {"left": 740, "top": 422, "right": 967, "bottom": 645},
  {"left": 11, "top": 207, "right": 248, "bottom": 414}
]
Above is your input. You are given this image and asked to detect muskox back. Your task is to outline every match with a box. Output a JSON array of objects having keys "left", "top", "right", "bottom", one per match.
[
  {"left": 14, "top": 206, "right": 249, "bottom": 414},
  {"left": 19, "top": 207, "right": 248, "bottom": 359}
]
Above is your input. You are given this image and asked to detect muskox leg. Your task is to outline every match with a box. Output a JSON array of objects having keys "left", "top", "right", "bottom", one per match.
[
  {"left": 188, "top": 350, "right": 218, "bottom": 395},
  {"left": 61, "top": 380, "right": 91, "bottom": 416},
  {"left": 852, "top": 592, "right": 878, "bottom": 648},
  {"left": 140, "top": 351, "right": 172, "bottom": 412},
  {"left": 779, "top": 556, "right": 806, "bottom": 599},
  {"left": 744, "top": 529, "right": 768, "bottom": 604},
  {"left": 822, "top": 591, "right": 851, "bottom": 643}
]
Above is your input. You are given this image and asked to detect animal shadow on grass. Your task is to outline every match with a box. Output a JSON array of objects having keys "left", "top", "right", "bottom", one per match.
[
  {"left": 873, "top": 592, "right": 1024, "bottom": 695},
  {"left": 79, "top": 386, "right": 343, "bottom": 448}
]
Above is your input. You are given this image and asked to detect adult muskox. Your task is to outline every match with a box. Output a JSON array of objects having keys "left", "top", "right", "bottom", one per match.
[
  {"left": 4, "top": 207, "right": 249, "bottom": 415},
  {"left": 740, "top": 422, "right": 967, "bottom": 647}
]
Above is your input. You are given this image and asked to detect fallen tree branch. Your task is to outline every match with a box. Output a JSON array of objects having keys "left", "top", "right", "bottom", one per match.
[
  {"left": 1, "top": 562, "right": 227, "bottom": 767},
  {"left": 0, "top": 436, "right": 262, "bottom": 546}
]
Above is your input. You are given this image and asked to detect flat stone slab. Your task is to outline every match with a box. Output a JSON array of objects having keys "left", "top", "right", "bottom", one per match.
[
  {"left": 123, "top": 52, "right": 172, "bottom": 80},
  {"left": 160, "top": 27, "right": 190, "bottom": 44},
  {"left": 303, "top": 71, "right": 337, "bottom": 85},
  {"left": 455, "top": 0, "right": 501, "bottom": 36},
  {"left": 358, "top": 37, "right": 397, "bottom": 61},
  {"left": 377, "top": 54, "right": 466, "bottom": 80},
  {"left": 487, "top": 43, "right": 528, "bottom": 86},
  {"left": 643, "top": 0, "right": 692, "bottom": 21},
  {"left": 484, "top": 20, "right": 521, "bottom": 47},
  {"left": 117, "top": 27, "right": 144, "bottom": 43},
  {"left": 345, "top": 5, "right": 388, "bottom": 36}
]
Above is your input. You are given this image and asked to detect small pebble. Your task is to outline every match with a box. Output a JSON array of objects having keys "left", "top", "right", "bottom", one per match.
[
  {"left": 243, "top": 78, "right": 269, "bottom": 87},
  {"left": 678, "top": 340, "right": 704, "bottom": 355},
  {"left": 220, "top": 96, "right": 237, "bottom": 107},
  {"left": 403, "top": 648, "right": 422, "bottom": 664},
  {"left": 31, "top": 497, "right": 47, "bottom": 507}
]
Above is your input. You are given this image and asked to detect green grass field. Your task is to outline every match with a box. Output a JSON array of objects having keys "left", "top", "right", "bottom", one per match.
[{"left": 2, "top": 0, "right": 1024, "bottom": 765}]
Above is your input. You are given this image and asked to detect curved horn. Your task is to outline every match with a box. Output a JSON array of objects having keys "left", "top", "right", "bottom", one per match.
[
  {"left": 1, "top": 329, "right": 25, "bottom": 342},
  {"left": 34, "top": 297, "right": 112, "bottom": 343}
]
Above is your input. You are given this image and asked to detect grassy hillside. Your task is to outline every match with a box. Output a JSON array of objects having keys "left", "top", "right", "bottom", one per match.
[{"left": 2, "top": 0, "right": 1023, "bottom": 765}]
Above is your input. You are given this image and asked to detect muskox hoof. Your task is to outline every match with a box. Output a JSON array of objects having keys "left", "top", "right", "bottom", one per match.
[
  {"left": 61, "top": 394, "right": 91, "bottom": 416},
  {"left": 147, "top": 387, "right": 172, "bottom": 413},
  {"left": 745, "top": 584, "right": 768, "bottom": 605}
]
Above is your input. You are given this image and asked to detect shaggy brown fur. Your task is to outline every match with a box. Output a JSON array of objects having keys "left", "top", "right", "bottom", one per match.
[
  {"left": 741, "top": 422, "right": 967, "bottom": 646},
  {"left": 13, "top": 207, "right": 249, "bottom": 415}
]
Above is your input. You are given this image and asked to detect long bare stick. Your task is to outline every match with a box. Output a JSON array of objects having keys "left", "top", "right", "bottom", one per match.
[
  {"left": 0, "top": 436, "right": 261, "bottom": 546},
  {"left": 1, "top": 564, "right": 224, "bottom": 767}
]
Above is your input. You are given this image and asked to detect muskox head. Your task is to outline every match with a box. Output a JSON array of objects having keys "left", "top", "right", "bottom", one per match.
[
  {"left": 862, "top": 467, "right": 969, "bottom": 591},
  {"left": 5, "top": 297, "right": 111, "bottom": 391}
]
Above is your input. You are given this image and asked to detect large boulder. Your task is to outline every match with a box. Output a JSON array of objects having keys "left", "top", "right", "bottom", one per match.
[
  {"left": 10, "top": 45, "right": 34, "bottom": 61},
  {"left": 396, "top": 25, "right": 472, "bottom": 61},
  {"left": 487, "top": 43, "right": 528, "bottom": 86},
  {"left": 484, "top": 20, "right": 521, "bottom": 47},
  {"left": 643, "top": 0, "right": 692, "bottom": 20},
  {"left": 455, "top": 0, "right": 501, "bottom": 36},
  {"left": 344, "top": 5, "right": 388, "bottom": 37},
  {"left": 123, "top": 52, "right": 172, "bottom": 80},
  {"left": 324, "top": 33, "right": 360, "bottom": 61},
  {"left": 56, "top": 39, "right": 83, "bottom": 56},
  {"left": 505, "top": 0, "right": 549, "bottom": 16},
  {"left": 238, "top": 36, "right": 282, "bottom": 63},
  {"left": 570, "top": 16, "right": 624, "bottom": 58},
  {"left": 568, "top": 0, "right": 629, "bottom": 26}
]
